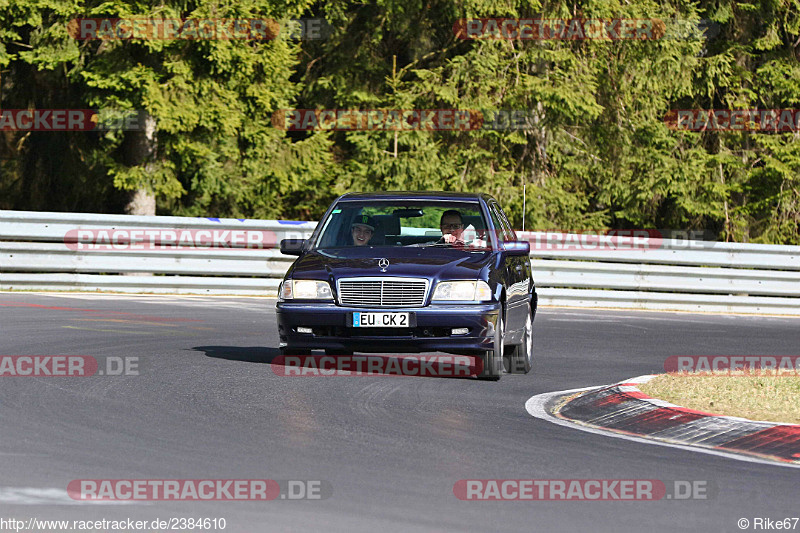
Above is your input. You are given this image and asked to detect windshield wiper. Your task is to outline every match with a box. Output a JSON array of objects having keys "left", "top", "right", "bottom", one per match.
[{"left": 417, "top": 241, "right": 467, "bottom": 247}]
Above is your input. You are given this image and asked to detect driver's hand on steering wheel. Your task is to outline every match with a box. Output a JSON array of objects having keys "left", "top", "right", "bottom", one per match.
[{"left": 443, "top": 233, "right": 465, "bottom": 245}]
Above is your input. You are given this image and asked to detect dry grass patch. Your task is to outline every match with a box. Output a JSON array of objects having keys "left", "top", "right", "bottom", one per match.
[{"left": 639, "top": 373, "right": 800, "bottom": 425}]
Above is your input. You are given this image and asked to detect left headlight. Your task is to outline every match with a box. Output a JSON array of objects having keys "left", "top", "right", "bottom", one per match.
[
  {"left": 431, "top": 280, "right": 492, "bottom": 302},
  {"left": 279, "top": 280, "right": 333, "bottom": 300}
]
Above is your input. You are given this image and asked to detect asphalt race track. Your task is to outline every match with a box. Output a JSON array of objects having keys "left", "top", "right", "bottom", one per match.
[{"left": 0, "top": 292, "right": 798, "bottom": 532}]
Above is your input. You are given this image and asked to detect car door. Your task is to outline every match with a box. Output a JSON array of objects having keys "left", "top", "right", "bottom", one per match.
[{"left": 488, "top": 201, "right": 528, "bottom": 339}]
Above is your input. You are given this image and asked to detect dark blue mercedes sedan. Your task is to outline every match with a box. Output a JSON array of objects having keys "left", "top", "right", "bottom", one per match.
[{"left": 276, "top": 191, "right": 536, "bottom": 380}]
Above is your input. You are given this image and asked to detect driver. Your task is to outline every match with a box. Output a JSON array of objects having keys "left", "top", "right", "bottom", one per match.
[
  {"left": 351, "top": 215, "right": 375, "bottom": 246},
  {"left": 439, "top": 210, "right": 465, "bottom": 245}
]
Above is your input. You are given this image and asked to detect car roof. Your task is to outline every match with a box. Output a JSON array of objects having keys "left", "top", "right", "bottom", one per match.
[{"left": 337, "top": 191, "right": 491, "bottom": 202}]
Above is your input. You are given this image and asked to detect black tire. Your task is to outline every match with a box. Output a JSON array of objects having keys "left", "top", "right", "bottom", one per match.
[
  {"left": 324, "top": 349, "right": 353, "bottom": 356},
  {"left": 280, "top": 347, "right": 311, "bottom": 356},
  {"left": 479, "top": 313, "right": 504, "bottom": 381},
  {"left": 506, "top": 307, "right": 533, "bottom": 374}
]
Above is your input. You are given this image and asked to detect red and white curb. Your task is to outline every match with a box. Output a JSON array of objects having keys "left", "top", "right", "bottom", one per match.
[{"left": 525, "top": 375, "right": 800, "bottom": 468}]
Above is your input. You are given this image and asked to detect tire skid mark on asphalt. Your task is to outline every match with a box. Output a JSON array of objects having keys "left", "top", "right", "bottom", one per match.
[
  {"left": 0, "top": 301, "right": 202, "bottom": 323},
  {"left": 0, "top": 487, "right": 141, "bottom": 505},
  {"left": 348, "top": 380, "right": 406, "bottom": 419},
  {"left": 68, "top": 317, "right": 187, "bottom": 327},
  {"left": 545, "top": 319, "right": 651, "bottom": 331},
  {"left": 342, "top": 379, "right": 474, "bottom": 449},
  {"left": 525, "top": 387, "right": 800, "bottom": 470},
  {"left": 21, "top": 293, "right": 270, "bottom": 311},
  {"left": 60, "top": 325, "right": 200, "bottom": 337},
  {"left": 0, "top": 452, "right": 50, "bottom": 456},
  {"left": 60, "top": 315, "right": 212, "bottom": 332}
]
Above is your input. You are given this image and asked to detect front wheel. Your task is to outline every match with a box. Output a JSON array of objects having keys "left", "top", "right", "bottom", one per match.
[
  {"left": 506, "top": 307, "right": 533, "bottom": 374},
  {"left": 280, "top": 347, "right": 311, "bottom": 356},
  {"left": 479, "top": 313, "right": 504, "bottom": 381},
  {"left": 324, "top": 349, "right": 353, "bottom": 356}
]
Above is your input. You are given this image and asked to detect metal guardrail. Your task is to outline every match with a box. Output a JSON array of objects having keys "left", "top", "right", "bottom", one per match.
[
  {"left": 1, "top": 210, "right": 799, "bottom": 315},
  {"left": 0, "top": 210, "right": 312, "bottom": 296},
  {"left": 516, "top": 230, "right": 800, "bottom": 314}
]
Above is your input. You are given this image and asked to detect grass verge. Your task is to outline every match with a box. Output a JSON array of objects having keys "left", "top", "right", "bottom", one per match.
[{"left": 639, "top": 373, "right": 800, "bottom": 425}]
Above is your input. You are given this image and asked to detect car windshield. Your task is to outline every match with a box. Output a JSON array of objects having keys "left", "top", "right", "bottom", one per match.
[{"left": 313, "top": 200, "right": 491, "bottom": 250}]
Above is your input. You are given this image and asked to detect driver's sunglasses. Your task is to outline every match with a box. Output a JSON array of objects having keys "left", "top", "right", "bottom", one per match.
[{"left": 440, "top": 223, "right": 463, "bottom": 230}]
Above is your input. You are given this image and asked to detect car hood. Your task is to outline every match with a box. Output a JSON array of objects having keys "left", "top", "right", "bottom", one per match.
[{"left": 288, "top": 247, "right": 494, "bottom": 282}]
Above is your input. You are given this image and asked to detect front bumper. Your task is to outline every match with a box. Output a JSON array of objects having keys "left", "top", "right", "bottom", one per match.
[{"left": 276, "top": 301, "right": 500, "bottom": 353}]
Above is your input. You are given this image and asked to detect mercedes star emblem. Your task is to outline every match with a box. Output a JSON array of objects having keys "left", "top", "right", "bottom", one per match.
[{"left": 378, "top": 258, "right": 390, "bottom": 271}]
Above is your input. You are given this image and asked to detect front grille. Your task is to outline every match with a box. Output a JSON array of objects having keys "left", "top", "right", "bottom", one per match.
[{"left": 337, "top": 277, "right": 428, "bottom": 307}]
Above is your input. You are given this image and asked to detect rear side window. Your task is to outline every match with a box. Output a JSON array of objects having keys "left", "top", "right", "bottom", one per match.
[
  {"left": 494, "top": 203, "right": 517, "bottom": 241},
  {"left": 488, "top": 203, "right": 513, "bottom": 242}
]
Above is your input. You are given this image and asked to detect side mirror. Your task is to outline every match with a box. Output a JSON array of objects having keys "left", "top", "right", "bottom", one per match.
[
  {"left": 280, "top": 239, "right": 306, "bottom": 256},
  {"left": 500, "top": 241, "right": 530, "bottom": 256}
]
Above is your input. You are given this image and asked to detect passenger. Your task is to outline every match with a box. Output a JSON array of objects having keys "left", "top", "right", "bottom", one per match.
[{"left": 351, "top": 215, "right": 375, "bottom": 246}]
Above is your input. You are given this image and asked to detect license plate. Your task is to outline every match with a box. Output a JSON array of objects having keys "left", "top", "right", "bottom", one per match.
[{"left": 353, "top": 312, "right": 409, "bottom": 328}]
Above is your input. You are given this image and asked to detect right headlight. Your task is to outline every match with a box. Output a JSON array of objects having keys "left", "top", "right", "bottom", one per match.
[
  {"left": 279, "top": 280, "right": 333, "bottom": 300},
  {"left": 431, "top": 280, "right": 492, "bottom": 302}
]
